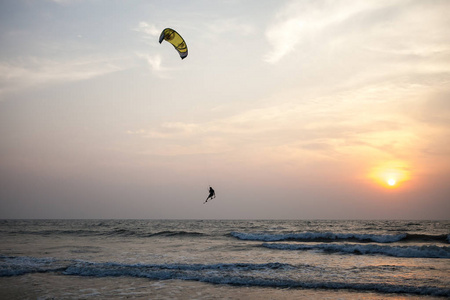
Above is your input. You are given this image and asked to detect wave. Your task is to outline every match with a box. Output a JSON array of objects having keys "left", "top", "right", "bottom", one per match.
[
  {"left": 0, "top": 256, "right": 65, "bottom": 276},
  {"left": 262, "top": 243, "right": 450, "bottom": 258},
  {"left": 231, "top": 232, "right": 450, "bottom": 244},
  {"left": 0, "top": 255, "right": 293, "bottom": 277},
  {"left": 0, "top": 229, "right": 207, "bottom": 238},
  {"left": 404, "top": 234, "right": 450, "bottom": 243},
  {"left": 231, "top": 232, "right": 406, "bottom": 243},
  {"left": 63, "top": 261, "right": 295, "bottom": 276},
  {"left": 63, "top": 261, "right": 449, "bottom": 296},
  {"left": 107, "top": 229, "right": 206, "bottom": 238},
  {"left": 147, "top": 231, "right": 206, "bottom": 238},
  {"left": 1, "top": 256, "right": 448, "bottom": 297}
]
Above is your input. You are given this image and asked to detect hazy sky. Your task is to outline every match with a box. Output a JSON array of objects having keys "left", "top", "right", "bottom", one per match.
[{"left": 1, "top": 0, "right": 449, "bottom": 219}]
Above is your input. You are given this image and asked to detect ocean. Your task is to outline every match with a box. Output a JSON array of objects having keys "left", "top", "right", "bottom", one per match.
[{"left": 0, "top": 220, "right": 449, "bottom": 299}]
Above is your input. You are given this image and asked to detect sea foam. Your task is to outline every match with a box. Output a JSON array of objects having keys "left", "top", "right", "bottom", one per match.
[
  {"left": 1, "top": 255, "right": 449, "bottom": 297},
  {"left": 230, "top": 231, "right": 407, "bottom": 243},
  {"left": 262, "top": 243, "right": 450, "bottom": 258}
]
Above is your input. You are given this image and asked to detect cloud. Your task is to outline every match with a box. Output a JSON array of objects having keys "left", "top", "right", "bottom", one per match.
[
  {"left": 133, "top": 22, "right": 183, "bottom": 77},
  {"left": 264, "top": 17, "right": 303, "bottom": 64},
  {"left": 128, "top": 122, "right": 200, "bottom": 139},
  {"left": 127, "top": 122, "right": 231, "bottom": 156},
  {"left": 134, "top": 53, "right": 175, "bottom": 78},
  {"left": 139, "top": 54, "right": 163, "bottom": 72},
  {"left": 264, "top": 0, "right": 376, "bottom": 63},
  {"left": 207, "top": 18, "right": 255, "bottom": 36},
  {"left": 126, "top": 64, "right": 449, "bottom": 171},
  {"left": 0, "top": 56, "right": 122, "bottom": 97},
  {"left": 134, "top": 22, "right": 160, "bottom": 38},
  {"left": 264, "top": 0, "right": 450, "bottom": 64}
]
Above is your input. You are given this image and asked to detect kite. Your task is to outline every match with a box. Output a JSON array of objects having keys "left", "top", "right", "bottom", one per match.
[{"left": 159, "top": 28, "right": 188, "bottom": 59}]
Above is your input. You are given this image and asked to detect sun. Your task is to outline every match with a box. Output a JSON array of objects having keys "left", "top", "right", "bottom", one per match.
[
  {"left": 387, "top": 178, "right": 396, "bottom": 186},
  {"left": 368, "top": 161, "right": 411, "bottom": 189}
]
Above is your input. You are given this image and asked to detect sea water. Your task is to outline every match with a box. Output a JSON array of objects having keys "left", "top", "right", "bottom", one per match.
[{"left": 0, "top": 220, "right": 449, "bottom": 299}]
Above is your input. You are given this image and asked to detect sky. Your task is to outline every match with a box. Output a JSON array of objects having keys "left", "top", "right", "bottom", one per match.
[{"left": 0, "top": 0, "right": 449, "bottom": 219}]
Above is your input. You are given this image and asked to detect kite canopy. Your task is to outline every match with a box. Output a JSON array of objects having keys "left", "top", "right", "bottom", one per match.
[{"left": 159, "top": 28, "right": 188, "bottom": 59}]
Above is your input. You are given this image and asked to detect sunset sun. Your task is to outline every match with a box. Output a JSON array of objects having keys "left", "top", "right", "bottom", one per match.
[
  {"left": 387, "top": 178, "right": 397, "bottom": 186},
  {"left": 369, "top": 161, "right": 411, "bottom": 189}
]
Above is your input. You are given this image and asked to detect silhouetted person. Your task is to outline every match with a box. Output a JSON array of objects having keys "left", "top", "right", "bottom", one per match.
[{"left": 204, "top": 186, "right": 215, "bottom": 203}]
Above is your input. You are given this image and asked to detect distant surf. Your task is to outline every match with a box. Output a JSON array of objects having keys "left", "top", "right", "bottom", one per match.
[
  {"left": 261, "top": 243, "right": 450, "bottom": 258},
  {"left": 0, "top": 228, "right": 207, "bottom": 238},
  {"left": 230, "top": 231, "right": 450, "bottom": 244}
]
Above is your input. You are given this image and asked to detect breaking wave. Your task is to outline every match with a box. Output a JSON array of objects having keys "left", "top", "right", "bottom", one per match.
[
  {"left": 1, "top": 256, "right": 448, "bottom": 297},
  {"left": 0, "top": 256, "right": 65, "bottom": 276},
  {"left": 230, "top": 232, "right": 449, "bottom": 244},
  {"left": 262, "top": 243, "right": 450, "bottom": 258},
  {"left": 1, "top": 229, "right": 207, "bottom": 238}
]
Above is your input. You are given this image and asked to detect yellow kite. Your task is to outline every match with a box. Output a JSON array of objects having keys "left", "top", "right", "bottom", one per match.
[{"left": 159, "top": 28, "right": 188, "bottom": 59}]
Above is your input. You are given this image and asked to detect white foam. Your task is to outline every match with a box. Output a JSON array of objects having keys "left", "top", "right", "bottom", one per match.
[
  {"left": 1, "top": 256, "right": 449, "bottom": 297},
  {"left": 262, "top": 243, "right": 450, "bottom": 258},
  {"left": 0, "top": 256, "right": 58, "bottom": 276},
  {"left": 230, "top": 231, "right": 406, "bottom": 243}
]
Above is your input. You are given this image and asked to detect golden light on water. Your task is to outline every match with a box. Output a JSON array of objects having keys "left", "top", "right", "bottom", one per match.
[{"left": 369, "top": 161, "right": 411, "bottom": 189}]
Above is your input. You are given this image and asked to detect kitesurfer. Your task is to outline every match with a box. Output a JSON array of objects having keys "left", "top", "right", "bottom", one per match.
[{"left": 204, "top": 186, "right": 215, "bottom": 203}]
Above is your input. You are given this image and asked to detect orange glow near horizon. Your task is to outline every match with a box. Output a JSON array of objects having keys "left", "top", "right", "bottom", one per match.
[{"left": 369, "top": 161, "right": 411, "bottom": 189}]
